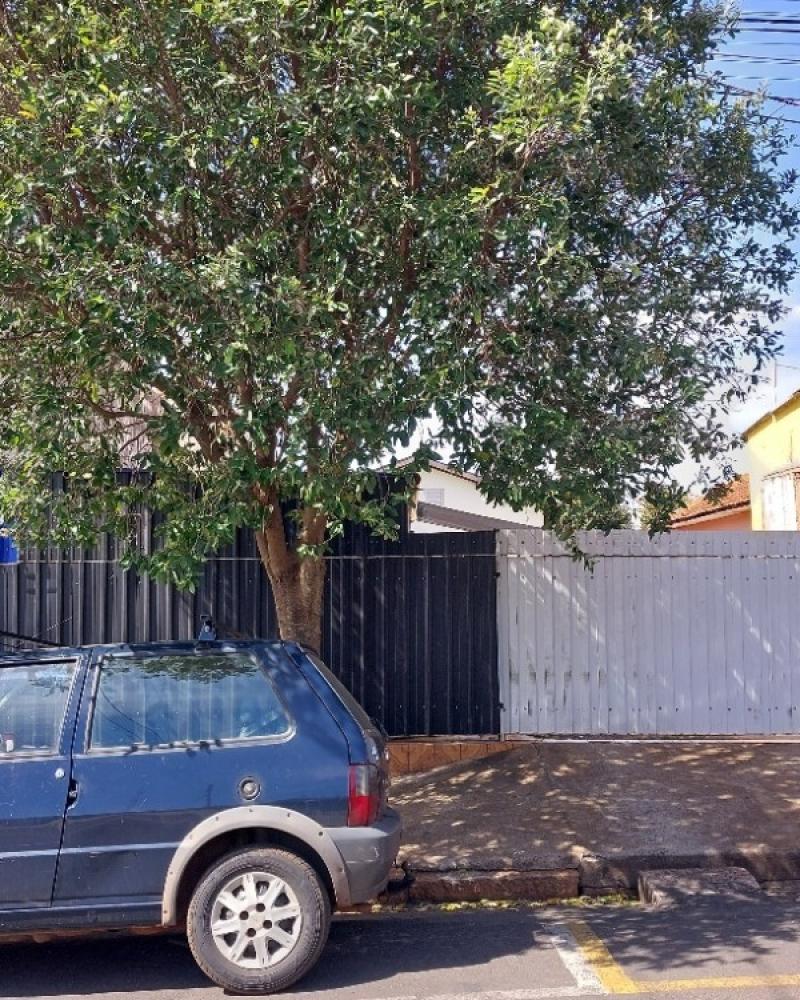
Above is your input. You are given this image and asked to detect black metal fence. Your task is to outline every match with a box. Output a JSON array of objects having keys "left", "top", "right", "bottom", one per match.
[{"left": 0, "top": 520, "right": 499, "bottom": 736}]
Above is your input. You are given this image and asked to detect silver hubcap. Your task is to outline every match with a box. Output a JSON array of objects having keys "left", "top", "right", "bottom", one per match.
[{"left": 210, "top": 870, "right": 303, "bottom": 969}]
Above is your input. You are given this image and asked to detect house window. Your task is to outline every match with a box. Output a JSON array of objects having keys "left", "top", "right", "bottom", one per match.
[
  {"left": 761, "top": 471, "right": 800, "bottom": 530},
  {"left": 419, "top": 488, "right": 445, "bottom": 506}
]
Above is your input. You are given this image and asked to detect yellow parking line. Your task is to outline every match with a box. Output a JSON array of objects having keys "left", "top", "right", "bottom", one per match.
[
  {"left": 566, "top": 918, "right": 800, "bottom": 995},
  {"left": 640, "top": 974, "right": 800, "bottom": 993},
  {"left": 565, "top": 918, "right": 639, "bottom": 994}
]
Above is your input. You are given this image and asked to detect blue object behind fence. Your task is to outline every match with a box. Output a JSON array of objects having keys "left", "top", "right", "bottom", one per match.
[{"left": 0, "top": 534, "right": 18, "bottom": 563}]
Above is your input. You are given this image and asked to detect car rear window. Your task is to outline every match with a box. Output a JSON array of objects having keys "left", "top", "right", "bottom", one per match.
[
  {"left": 89, "top": 652, "right": 291, "bottom": 749},
  {"left": 305, "top": 653, "right": 373, "bottom": 732}
]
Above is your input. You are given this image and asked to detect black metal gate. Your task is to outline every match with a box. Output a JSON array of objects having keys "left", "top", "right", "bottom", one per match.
[{"left": 0, "top": 522, "right": 498, "bottom": 736}]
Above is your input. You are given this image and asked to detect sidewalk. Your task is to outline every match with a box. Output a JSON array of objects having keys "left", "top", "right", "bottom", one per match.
[{"left": 389, "top": 741, "right": 800, "bottom": 902}]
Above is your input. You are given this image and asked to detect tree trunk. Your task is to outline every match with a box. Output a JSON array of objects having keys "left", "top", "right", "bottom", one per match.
[
  {"left": 254, "top": 502, "right": 326, "bottom": 653},
  {"left": 265, "top": 550, "right": 326, "bottom": 652}
]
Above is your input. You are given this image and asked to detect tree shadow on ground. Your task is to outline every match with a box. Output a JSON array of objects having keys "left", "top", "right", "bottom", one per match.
[
  {"left": 2, "top": 903, "right": 799, "bottom": 997},
  {"left": 0, "top": 912, "right": 546, "bottom": 998},
  {"left": 574, "top": 899, "right": 800, "bottom": 977},
  {"left": 393, "top": 742, "right": 800, "bottom": 879}
]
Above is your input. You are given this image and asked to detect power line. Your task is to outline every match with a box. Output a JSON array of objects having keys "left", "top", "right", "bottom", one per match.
[
  {"left": 719, "top": 6, "right": 800, "bottom": 127},
  {"left": 744, "top": 109, "right": 800, "bottom": 124},
  {"left": 739, "top": 16, "right": 800, "bottom": 25},
  {"left": 724, "top": 74, "right": 800, "bottom": 81},
  {"left": 714, "top": 54, "right": 800, "bottom": 64},
  {"left": 713, "top": 79, "right": 800, "bottom": 106},
  {"left": 754, "top": 112, "right": 800, "bottom": 124},
  {"left": 709, "top": 80, "right": 800, "bottom": 124}
]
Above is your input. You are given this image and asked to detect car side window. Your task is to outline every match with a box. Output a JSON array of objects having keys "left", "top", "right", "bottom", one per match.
[
  {"left": 0, "top": 660, "right": 77, "bottom": 755},
  {"left": 89, "top": 652, "right": 291, "bottom": 750}
]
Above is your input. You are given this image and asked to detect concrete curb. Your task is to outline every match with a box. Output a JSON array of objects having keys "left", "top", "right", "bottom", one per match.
[
  {"left": 578, "top": 848, "right": 800, "bottom": 896},
  {"left": 638, "top": 867, "right": 763, "bottom": 907},
  {"left": 383, "top": 862, "right": 582, "bottom": 905},
  {"left": 406, "top": 869, "right": 580, "bottom": 904},
  {"left": 384, "top": 848, "right": 800, "bottom": 904}
]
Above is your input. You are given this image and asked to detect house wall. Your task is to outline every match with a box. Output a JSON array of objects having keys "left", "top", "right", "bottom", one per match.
[
  {"left": 412, "top": 467, "right": 543, "bottom": 532},
  {"left": 498, "top": 528, "right": 800, "bottom": 736},
  {"left": 745, "top": 400, "right": 800, "bottom": 529},
  {"left": 672, "top": 509, "right": 751, "bottom": 532}
]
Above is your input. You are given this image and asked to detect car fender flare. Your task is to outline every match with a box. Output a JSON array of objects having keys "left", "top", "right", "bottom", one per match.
[{"left": 161, "top": 806, "right": 351, "bottom": 924}]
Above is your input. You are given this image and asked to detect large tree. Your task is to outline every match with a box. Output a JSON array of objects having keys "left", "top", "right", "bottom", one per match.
[{"left": 0, "top": 1, "right": 796, "bottom": 650}]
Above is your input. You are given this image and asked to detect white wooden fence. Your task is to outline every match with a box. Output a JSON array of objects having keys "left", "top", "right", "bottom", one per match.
[{"left": 497, "top": 530, "right": 800, "bottom": 736}]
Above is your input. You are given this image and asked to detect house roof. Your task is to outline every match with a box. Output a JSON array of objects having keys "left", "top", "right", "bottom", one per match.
[
  {"left": 389, "top": 457, "right": 482, "bottom": 485},
  {"left": 742, "top": 391, "right": 800, "bottom": 441},
  {"left": 415, "top": 501, "right": 527, "bottom": 531},
  {"left": 670, "top": 474, "right": 751, "bottom": 526}
]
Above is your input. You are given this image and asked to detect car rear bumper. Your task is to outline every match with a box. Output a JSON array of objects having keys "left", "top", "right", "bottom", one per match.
[{"left": 327, "top": 807, "right": 403, "bottom": 906}]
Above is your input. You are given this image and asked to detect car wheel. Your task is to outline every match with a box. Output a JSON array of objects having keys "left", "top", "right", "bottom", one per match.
[{"left": 187, "top": 846, "right": 332, "bottom": 994}]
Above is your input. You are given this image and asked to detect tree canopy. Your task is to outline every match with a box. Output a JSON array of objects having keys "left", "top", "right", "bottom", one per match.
[{"left": 0, "top": 0, "right": 796, "bottom": 648}]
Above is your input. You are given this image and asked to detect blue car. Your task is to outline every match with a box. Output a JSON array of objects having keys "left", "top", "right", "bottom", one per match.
[{"left": 0, "top": 640, "right": 401, "bottom": 993}]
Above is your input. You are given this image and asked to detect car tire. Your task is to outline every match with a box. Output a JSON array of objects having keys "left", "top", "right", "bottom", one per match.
[{"left": 186, "top": 846, "right": 332, "bottom": 994}]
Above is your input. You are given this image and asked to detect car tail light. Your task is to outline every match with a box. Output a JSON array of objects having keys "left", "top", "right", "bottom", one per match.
[{"left": 348, "top": 764, "right": 382, "bottom": 827}]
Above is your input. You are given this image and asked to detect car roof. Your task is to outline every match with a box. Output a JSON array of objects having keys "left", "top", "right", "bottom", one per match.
[{"left": 0, "top": 638, "right": 297, "bottom": 663}]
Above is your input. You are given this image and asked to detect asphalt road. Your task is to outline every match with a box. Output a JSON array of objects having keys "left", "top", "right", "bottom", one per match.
[{"left": 2, "top": 897, "right": 800, "bottom": 1000}]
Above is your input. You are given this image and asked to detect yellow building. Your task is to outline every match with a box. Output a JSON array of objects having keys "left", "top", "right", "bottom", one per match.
[{"left": 743, "top": 391, "right": 800, "bottom": 530}]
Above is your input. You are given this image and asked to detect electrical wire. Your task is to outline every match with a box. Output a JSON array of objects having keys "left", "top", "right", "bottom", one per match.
[
  {"left": 714, "top": 80, "right": 800, "bottom": 106},
  {"left": 758, "top": 111, "right": 800, "bottom": 124},
  {"left": 710, "top": 4, "right": 800, "bottom": 124},
  {"left": 696, "top": 71, "right": 800, "bottom": 125},
  {"left": 0, "top": 629, "right": 62, "bottom": 648},
  {"left": 715, "top": 54, "right": 800, "bottom": 64},
  {"left": 739, "top": 16, "right": 800, "bottom": 25}
]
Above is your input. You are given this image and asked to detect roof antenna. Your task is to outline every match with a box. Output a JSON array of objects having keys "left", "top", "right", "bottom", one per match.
[{"left": 198, "top": 615, "right": 217, "bottom": 642}]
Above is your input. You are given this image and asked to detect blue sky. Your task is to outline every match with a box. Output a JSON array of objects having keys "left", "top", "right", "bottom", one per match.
[{"left": 710, "top": 1, "right": 800, "bottom": 443}]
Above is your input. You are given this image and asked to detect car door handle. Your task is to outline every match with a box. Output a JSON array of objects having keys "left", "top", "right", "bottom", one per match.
[{"left": 67, "top": 778, "right": 79, "bottom": 805}]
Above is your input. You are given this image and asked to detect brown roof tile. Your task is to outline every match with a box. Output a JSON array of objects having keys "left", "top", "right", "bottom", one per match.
[{"left": 670, "top": 474, "right": 751, "bottom": 525}]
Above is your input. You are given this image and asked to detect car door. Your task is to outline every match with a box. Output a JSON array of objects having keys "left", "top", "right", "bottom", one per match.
[
  {"left": 0, "top": 653, "right": 85, "bottom": 910},
  {"left": 53, "top": 642, "right": 350, "bottom": 914}
]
